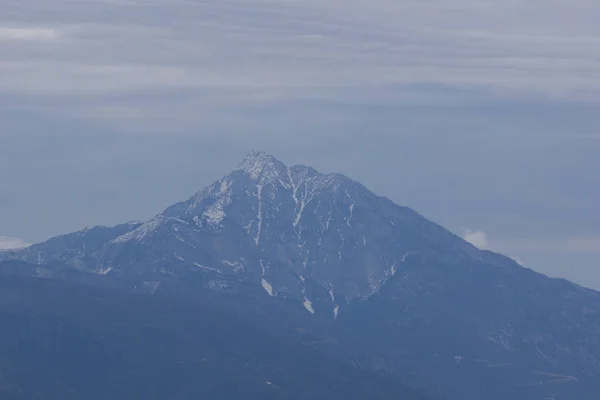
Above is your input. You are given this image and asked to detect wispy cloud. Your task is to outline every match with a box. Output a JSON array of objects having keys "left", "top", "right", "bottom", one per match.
[
  {"left": 1, "top": 0, "right": 600, "bottom": 102},
  {"left": 0, "top": 27, "right": 60, "bottom": 41},
  {"left": 463, "top": 229, "right": 491, "bottom": 250},
  {"left": 0, "top": 236, "right": 31, "bottom": 250},
  {"left": 465, "top": 222, "right": 600, "bottom": 249},
  {"left": 463, "top": 229, "right": 527, "bottom": 265}
]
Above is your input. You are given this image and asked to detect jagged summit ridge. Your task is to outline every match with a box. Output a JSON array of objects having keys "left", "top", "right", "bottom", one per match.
[
  {"left": 236, "top": 150, "right": 288, "bottom": 181},
  {"left": 165, "top": 151, "right": 355, "bottom": 233},
  {"left": 235, "top": 150, "right": 347, "bottom": 191}
]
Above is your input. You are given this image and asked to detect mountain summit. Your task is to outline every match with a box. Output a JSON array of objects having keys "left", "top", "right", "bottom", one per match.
[{"left": 2, "top": 151, "right": 600, "bottom": 400}]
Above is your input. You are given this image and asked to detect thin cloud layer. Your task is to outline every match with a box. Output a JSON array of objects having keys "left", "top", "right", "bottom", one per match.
[
  {"left": 0, "top": 27, "right": 60, "bottom": 41},
  {"left": 1, "top": 0, "right": 600, "bottom": 100}
]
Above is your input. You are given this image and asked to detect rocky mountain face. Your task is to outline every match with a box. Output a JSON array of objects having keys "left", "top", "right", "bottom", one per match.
[{"left": 2, "top": 151, "right": 600, "bottom": 400}]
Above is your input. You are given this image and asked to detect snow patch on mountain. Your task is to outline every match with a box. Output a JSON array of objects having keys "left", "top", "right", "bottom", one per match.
[
  {"left": 238, "top": 151, "right": 285, "bottom": 181},
  {"left": 203, "top": 204, "right": 227, "bottom": 226},
  {"left": 96, "top": 266, "right": 113, "bottom": 275},
  {"left": 346, "top": 203, "right": 355, "bottom": 227},
  {"left": 221, "top": 260, "right": 244, "bottom": 272},
  {"left": 111, "top": 215, "right": 186, "bottom": 244},
  {"left": 259, "top": 260, "right": 275, "bottom": 296},
  {"left": 303, "top": 297, "right": 315, "bottom": 314},
  {"left": 193, "top": 262, "right": 221, "bottom": 273},
  {"left": 255, "top": 183, "right": 264, "bottom": 245},
  {"left": 262, "top": 278, "right": 274, "bottom": 296}
]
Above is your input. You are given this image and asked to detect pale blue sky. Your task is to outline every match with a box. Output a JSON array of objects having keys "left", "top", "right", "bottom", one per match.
[{"left": 1, "top": 0, "right": 599, "bottom": 289}]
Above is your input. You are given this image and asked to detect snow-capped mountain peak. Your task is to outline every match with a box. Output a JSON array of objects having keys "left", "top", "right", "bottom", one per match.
[
  {"left": 236, "top": 150, "right": 288, "bottom": 181},
  {"left": 1, "top": 151, "right": 475, "bottom": 316}
]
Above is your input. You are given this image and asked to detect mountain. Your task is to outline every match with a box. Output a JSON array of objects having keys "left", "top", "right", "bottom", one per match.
[
  {"left": 0, "top": 273, "right": 425, "bottom": 400},
  {"left": 3, "top": 151, "right": 477, "bottom": 318},
  {"left": 2, "top": 151, "right": 600, "bottom": 399}
]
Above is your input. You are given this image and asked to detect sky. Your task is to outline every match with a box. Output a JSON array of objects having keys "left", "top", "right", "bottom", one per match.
[{"left": 1, "top": 0, "right": 599, "bottom": 289}]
